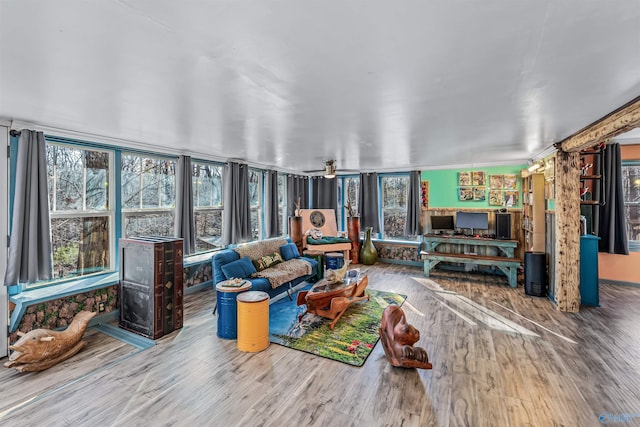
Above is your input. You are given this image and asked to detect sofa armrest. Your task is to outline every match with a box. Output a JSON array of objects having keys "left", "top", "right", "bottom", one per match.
[{"left": 212, "top": 249, "right": 241, "bottom": 284}]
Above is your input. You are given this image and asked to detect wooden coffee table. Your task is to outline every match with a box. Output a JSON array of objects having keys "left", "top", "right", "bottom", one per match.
[{"left": 296, "top": 271, "right": 369, "bottom": 330}]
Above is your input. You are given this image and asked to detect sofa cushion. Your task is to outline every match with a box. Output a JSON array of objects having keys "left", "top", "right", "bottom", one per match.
[
  {"left": 221, "top": 256, "right": 257, "bottom": 280},
  {"left": 280, "top": 243, "right": 300, "bottom": 261},
  {"left": 252, "top": 252, "right": 284, "bottom": 271}
]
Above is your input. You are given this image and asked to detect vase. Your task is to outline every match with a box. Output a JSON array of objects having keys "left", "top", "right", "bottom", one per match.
[
  {"left": 347, "top": 217, "right": 360, "bottom": 264},
  {"left": 360, "top": 226, "right": 377, "bottom": 265}
]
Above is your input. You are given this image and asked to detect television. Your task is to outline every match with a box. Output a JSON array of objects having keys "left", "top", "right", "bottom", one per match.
[
  {"left": 455, "top": 211, "right": 489, "bottom": 234},
  {"left": 430, "top": 215, "right": 455, "bottom": 232}
]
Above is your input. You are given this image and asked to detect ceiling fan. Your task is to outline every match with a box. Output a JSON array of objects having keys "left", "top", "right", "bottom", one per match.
[
  {"left": 303, "top": 160, "right": 359, "bottom": 178},
  {"left": 303, "top": 159, "right": 338, "bottom": 178}
]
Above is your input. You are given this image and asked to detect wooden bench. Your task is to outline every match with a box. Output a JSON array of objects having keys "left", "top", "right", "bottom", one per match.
[{"left": 420, "top": 251, "right": 520, "bottom": 288}]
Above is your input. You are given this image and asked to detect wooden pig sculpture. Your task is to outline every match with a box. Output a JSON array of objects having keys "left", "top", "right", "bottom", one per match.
[
  {"left": 379, "top": 305, "right": 432, "bottom": 369},
  {"left": 4, "top": 310, "right": 96, "bottom": 373}
]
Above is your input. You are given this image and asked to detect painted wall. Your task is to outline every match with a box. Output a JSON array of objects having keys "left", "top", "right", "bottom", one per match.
[
  {"left": 421, "top": 164, "right": 527, "bottom": 208},
  {"left": 598, "top": 144, "right": 640, "bottom": 283}
]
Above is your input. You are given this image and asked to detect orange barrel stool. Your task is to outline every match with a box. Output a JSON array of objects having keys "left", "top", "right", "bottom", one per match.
[{"left": 237, "top": 291, "right": 270, "bottom": 352}]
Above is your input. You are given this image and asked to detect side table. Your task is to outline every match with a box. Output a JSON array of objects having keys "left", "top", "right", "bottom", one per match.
[{"left": 216, "top": 280, "right": 252, "bottom": 339}]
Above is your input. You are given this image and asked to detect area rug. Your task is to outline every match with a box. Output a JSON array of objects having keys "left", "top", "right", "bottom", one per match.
[{"left": 269, "top": 287, "right": 406, "bottom": 366}]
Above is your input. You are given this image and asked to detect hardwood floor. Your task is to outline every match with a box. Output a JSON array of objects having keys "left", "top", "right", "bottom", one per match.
[{"left": 1, "top": 264, "right": 640, "bottom": 426}]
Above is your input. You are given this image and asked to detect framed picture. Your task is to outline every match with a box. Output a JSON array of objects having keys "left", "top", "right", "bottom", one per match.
[
  {"left": 421, "top": 180, "right": 429, "bottom": 209},
  {"left": 489, "top": 190, "right": 504, "bottom": 206},
  {"left": 473, "top": 186, "right": 486, "bottom": 201},
  {"left": 458, "top": 172, "right": 471, "bottom": 186},
  {"left": 458, "top": 187, "right": 474, "bottom": 201},
  {"left": 503, "top": 174, "right": 517, "bottom": 190},
  {"left": 472, "top": 171, "right": 486, "bottom": 186},
  {"left": 504, "top": 190, "right": 518, "bottom": 206},
  {"left": 490, "top": 174, "right": 503, "bottom": 190}
]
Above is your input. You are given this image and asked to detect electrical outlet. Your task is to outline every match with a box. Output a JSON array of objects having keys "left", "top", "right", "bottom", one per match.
[{"left": 98, "top": 302, "right": 105, "bottom": 313}]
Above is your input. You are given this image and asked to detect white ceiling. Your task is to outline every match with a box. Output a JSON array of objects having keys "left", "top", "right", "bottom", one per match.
[{"left": 2, "top": 1, "right": 640, "bottom": 174}]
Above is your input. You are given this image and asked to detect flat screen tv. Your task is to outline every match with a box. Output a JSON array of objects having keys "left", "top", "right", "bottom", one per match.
[
  {"left": 430, "top": 215, "right": 455, "bottom": 232},
  {"left": 455, "top": 211, "right": 489, "bottom": 234}
]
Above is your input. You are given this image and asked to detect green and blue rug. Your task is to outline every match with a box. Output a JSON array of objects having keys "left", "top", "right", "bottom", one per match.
[{"left": 269, "top": 287, "right": 406, "bottom": 366}]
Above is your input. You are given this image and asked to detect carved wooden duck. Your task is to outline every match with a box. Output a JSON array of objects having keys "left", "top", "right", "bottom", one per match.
[
  {"left": 325, "top": 259, "right": 350, "bottom": 284},
  {"left": 4, "top": 310, "right": 96, "bottom": 372}
]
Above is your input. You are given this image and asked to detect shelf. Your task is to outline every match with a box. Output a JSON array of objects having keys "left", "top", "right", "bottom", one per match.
[
  {"left": 580, "top": 175, "right": 601, "bottom": 179},
  {"left": 580, "top": 200, "right": 600, "bottom": 205}
]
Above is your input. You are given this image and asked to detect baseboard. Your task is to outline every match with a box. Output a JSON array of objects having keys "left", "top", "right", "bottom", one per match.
[
  {"left": 184, "top": 280, "right": 213, "bottom": 295},
  {"left": 92, "top": 322, "right": 156, "bottom": 350},
  {"left": 600, "top": 279, "right": 640, "bottom": 288},
  {"left": 378, "top": 258, "right": 422, "bottom": 267}
]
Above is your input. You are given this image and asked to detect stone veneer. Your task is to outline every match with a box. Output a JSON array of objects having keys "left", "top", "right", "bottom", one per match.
[{"left": 9, "top": 258, "right": 214, "bottom": 343}]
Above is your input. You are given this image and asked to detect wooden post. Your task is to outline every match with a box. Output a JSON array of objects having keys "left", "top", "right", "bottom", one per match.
[
  {"left": 288, "top": 216, "right": 303, "bottom": 255},
  {"left": 347, "top": 216, "right": 360, "bottom": 264},
  {"left": 554, "top": 150, "right": 581, "bottom": 312}
]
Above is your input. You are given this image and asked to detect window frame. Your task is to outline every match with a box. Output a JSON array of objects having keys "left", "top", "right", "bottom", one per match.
[
  {"left": 45, "top": 141, "right": 116, "bottom": 286},
  {"left": 379, "top": 173, "right": 410, "bottom": 239},
  {"left": 622, "top": 160, "right": 640, "bottom": 252},
  {"left": 120, "top": 153, "right": 176, "bottom": 239},
  {"left": 191, "top": 160, "right": 224, "bottom": 252},
  {"left": 249, "top": 167, "right": 263, "bottom": 240}
]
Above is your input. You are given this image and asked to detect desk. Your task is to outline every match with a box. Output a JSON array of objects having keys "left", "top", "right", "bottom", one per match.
[
  {"left": 420, "top": 234, "right": 520, "bottom": 287},
  {"left": 422, "top": 234, "right": 518, "bottom": 258}
]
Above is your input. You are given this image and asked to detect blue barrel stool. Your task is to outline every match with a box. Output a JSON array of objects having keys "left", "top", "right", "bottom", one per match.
[
  {"left": 216, "top": 280, "right": 252, "bottom": 339},
  {"left": 325, "top": 252, "right": 344, "bottom": 270}
]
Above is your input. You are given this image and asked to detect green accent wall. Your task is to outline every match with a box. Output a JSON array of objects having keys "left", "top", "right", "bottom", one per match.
[{"left": 422, "top": 164, "right": 527, "bottom": 208}]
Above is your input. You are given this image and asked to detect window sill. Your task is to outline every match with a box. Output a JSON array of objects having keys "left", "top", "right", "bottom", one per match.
[{"left": 9, "top": 272, "right": 120, "bottom": 333}]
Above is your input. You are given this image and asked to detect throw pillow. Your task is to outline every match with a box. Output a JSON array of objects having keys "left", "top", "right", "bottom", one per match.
[
  {"left": 280, "top": 243, "right": 300, "bottom": 261},
  {"left": 221, "top": 256, "right": 257, "bottom": 280},
  {"left": 252, "top": 251, "right": 284, "bottom": 271}
]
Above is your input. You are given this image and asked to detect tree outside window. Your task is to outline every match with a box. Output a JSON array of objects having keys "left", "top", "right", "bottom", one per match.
[
  {"left": 46, "top": 144, "right": 113, "bottom": 281},
  {"left": 622, "top": 163, "right": 640, "bottom": 248},
  {"left": 249, "top": 168, "right": 262, "bottom": 240},
  {"left": 278, "top": 173, "right": 287, "bottom": 236},
  {"left": 121, "top": 154, "right": 175, "bottom": 238},
  {"left": 192, "top": 162, "right": 223, "bottom": 251},
  {"left": 381, "top": 175, "right": 408, "bottom": 238}
]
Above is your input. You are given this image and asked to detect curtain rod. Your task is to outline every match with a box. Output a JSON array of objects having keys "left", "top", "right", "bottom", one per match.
[{"left": 9, "top": 130, "right": 20, "bottom": 137}]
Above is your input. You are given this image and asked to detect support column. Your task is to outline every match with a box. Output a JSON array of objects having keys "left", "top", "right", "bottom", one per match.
[{"left": 554, "top": 150, "right": 581, "bottom": 312}]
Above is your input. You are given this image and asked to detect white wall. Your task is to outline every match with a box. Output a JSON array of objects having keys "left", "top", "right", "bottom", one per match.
[{"left": 0, "top": 126, "right": 8, "bottom": 357}]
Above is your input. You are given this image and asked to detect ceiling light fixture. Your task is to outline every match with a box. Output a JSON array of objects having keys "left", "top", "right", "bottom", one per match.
[
  {"left": 527, "top": 161, "right": 543, "bottom": 172},
  {"left": 324, "top": 161, "right": 336, "bottom": 178}
]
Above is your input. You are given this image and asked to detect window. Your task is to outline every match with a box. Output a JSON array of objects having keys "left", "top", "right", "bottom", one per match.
[
  {"left": 47, "top": 143, "right": 114, "bottom": 281},
  {"left": 622, "top": 162, "right": 640, "bottom": 250},
  {"left": 249, "top": 168, "right": 262, "bottom": 240},
  {"left": 121, "top": 154, "right": 175, "bottom": 238},
  {"left": 381, "top": 175, "right": 408, "bottom": 238},
  {"left": 192, "top": 161, "right": 223, "bottom": 252},
  {"left": 278, "top": 173, "right": 287, "bottom": 236},
  {"left": 338, "top": 176, "right": 360, "bottom": 229}
]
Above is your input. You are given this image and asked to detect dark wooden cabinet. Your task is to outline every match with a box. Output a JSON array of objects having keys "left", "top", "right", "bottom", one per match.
[{"left": 119, "top": 237, "right": 184, "bottom": 339}]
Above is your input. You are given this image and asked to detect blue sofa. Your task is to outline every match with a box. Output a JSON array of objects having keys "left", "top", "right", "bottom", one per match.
[{"left": 212, "top": 237, "right": 318, "bottom": 300}]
